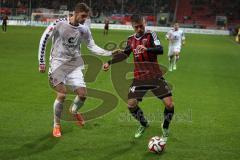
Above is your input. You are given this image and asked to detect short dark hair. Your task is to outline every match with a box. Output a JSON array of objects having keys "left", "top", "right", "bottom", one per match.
[
  {"left": 131, "top": 14, "right": 144, "bottom": 23},
  {"left": 75, "top": 3, "right": 90, "bottom": 13}
]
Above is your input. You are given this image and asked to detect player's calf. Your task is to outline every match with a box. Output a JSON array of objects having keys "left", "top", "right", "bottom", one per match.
[
  {"left": 69, "top": 96, "right": 86, "bottom": 127},
  {"left": 53, "top": 99, "right": 64, "bottom": 130},
  {"left": 161, "top": 97, "right": 174, "bottom": 141},
  {"left": 128, "top": 99, "right": 149, "bottom": 138},
  {"left": 128, "top": 99, "right": 148, "bottom": 127},
  {"left": 70, "top": 95, "right": 86, "bottom": 114},
  {"left": 168, "top": 56, "right": 174, "bottom": 71},
  {"left": 70, "top": 88, "right": 87, "bottom": 126},
  {"left": 70, "top": 87, "right": 87, "bottom": 114}
]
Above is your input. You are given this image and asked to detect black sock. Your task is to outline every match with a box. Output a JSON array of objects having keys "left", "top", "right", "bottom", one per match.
[
  {"left": 129, "top": 106, "right": 148, "bottom": 127},
  {"left": 163, "top": 106, "right": 174, "bottom": 129}
]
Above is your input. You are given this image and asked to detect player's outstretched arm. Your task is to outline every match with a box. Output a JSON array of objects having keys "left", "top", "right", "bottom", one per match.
[
  {"left": 87, "top": 39, "right": 112, "bottom": 56},
  {"left": 102, "top": 49, "right": 128, "bottom": 71},
  {"left": 38, "top": 24, "right": 55, "bottom": 73},
  {"left": 84, "top": 28, "right": 112, "bottom": 56}
]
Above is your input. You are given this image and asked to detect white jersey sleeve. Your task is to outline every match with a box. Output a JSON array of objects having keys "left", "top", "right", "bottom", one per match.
[
  {"left": 84, "top": 27, "right": 112, "bottom": 56},
  {"left": 38, "top": 23, "right": 56, "bottom": 65}
]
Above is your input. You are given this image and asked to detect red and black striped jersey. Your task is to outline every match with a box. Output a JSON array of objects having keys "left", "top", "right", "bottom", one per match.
[{"left": 124, "top": 30, "right": 163, "bottom": 80}]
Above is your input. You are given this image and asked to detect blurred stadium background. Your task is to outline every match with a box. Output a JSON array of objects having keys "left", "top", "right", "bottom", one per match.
[{"left": 0, "top": 0, "right": 240, "bottom": 34}]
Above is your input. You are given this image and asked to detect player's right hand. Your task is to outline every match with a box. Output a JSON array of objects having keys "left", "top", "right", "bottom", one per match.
[
  {"left": 39, "top": 64, "right": 46, "bottom": 73},
  {"left": 102, "top": 63, "right": 110, "bottom": 71},
  {"left": 182, "top": 41, "right": 185, "bottom": 46}
]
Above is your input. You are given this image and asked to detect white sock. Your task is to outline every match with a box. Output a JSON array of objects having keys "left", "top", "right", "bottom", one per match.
[
  {"left": 71, "top": 96, "right": 84, "bottom": 114},
  {"left": 173, "top": 56, "right": 177, "bottom": 66},
  {"left": 169, "top": 57, "right": 173, "bottom": 69},
  {"left": 53, "top": 99, "right": 63, "bottom": 127}
]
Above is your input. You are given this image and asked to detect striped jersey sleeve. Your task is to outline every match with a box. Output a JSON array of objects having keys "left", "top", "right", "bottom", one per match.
[
  {"left": 150, "top": 31, "right": 161, "bottom": 46},
  {"left": 38, "top": 23, "right": 56, "bottom": 65}
]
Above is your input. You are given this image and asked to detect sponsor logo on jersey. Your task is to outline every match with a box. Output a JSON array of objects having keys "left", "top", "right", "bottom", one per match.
[{"left": 63, "top": 36, "right": 78, "bottom": 48}]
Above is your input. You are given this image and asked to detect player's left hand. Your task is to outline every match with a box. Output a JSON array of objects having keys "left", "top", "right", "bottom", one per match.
[{"left": 137, "top": 45, "right": 147, "bottom": 53}]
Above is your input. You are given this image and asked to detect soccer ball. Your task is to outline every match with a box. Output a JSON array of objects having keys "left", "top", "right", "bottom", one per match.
[{"left": 148, "top": 136, "right": 166, "bottom": 153}]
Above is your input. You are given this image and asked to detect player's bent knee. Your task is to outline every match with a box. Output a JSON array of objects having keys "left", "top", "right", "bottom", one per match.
[
  {"left": 163, "top": 97, "right": 174, "bottom": 109},
  {"left": 127, "top": 99, "right": 138, "bottom": 108},
  {"left": 77, "top": 91, "right": 87, "bottom": 101},
  {"left": 165, "top": 101, "right": 174, "bottom": 109},
  {"left": 76, "top": 88, "right": 87, "bottom": 101},
  {"left": 57, "top": 93, "right": 66, "bottom": 102}
]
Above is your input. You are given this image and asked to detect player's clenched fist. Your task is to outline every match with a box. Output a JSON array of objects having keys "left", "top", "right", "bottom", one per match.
[
  {"left": 39, "top": 64, "right": 46, "bottom": 73},
  {"left": 102, "top": 63, "right": 110, "bottom": 71}
]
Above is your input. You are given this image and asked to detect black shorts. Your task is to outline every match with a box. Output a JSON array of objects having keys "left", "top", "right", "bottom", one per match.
[
  {"left": 104, "top": 25, "right": 109, "bottom": 30},
  {"left": 128, "top": 77, "right": 172, "bottom": 101}
]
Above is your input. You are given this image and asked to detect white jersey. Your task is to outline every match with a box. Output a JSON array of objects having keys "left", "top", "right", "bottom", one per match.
[
  {"left": 166, "top": 29, "right": 185, "bottom": 47},
  {"left": 38, "top": 18, "right": 111, "bottom": 89},
  {"left": 38, "top": 17, "right": 111, "bottom": 69}
]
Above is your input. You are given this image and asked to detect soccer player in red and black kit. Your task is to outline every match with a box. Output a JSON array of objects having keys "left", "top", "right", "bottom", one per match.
[
  {"left": 103, "top": 15, "right": 174, "bottom": 141},
  {"left": 2, "top": 14, "right": 8, "bottom": 32},
  {"left": 103, "top": 18, "right": 109, "bottom": 35}
]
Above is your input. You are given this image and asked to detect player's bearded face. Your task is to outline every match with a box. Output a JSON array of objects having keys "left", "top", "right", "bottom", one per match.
[
  {"left": 75, "top": 12, "right": 88, "bottom": 24},
  {"left": 132, "top": 22, "right": 145, "bottom": 36}
]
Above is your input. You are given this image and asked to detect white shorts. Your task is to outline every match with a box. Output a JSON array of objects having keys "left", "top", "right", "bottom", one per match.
[
  {"left": 168, "top": 45, "right": 181, "bottom": 57},
  {"left": 49, "top": 59, "right": 86, "bottom": 90}
]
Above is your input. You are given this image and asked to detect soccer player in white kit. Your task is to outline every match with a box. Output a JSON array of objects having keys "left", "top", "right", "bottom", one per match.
[
  {"left": 38, "top": 3, "right": 112, "bottom": 137},
  {"left": 166, "top": 23, "right": 185, "bottom": 71}
]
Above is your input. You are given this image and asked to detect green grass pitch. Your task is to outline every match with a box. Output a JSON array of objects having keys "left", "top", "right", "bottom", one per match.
[{"left": 0, "top": 26, "right": 239, "bottom": 160}]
